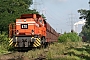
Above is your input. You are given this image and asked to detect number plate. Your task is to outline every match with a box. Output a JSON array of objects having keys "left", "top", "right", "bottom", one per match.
[{"left": 21, "top": 24, "right": 28, "bottom": 29}]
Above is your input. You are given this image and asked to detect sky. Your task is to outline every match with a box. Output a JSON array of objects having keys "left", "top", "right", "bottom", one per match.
[{"left": 30, "top": 0, "right": 89, "bottom": 34}]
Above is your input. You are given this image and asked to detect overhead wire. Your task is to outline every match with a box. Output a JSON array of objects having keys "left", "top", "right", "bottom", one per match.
[
  {"left": 39, "top": 0, "right": 61, "bottom": 31},
  {"left": 40, "top": 0, "right": 61, "bottom": 22}
]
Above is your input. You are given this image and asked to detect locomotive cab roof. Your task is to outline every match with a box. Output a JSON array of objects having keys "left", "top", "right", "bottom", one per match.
[{"left": 20, "top": 14, "right": 41, "bottom": 19}]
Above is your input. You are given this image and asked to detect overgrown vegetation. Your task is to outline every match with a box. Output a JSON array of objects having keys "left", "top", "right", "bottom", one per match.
[
  {"left": 23, "top": 42, "right": 90, "bottom": 60},
  {"left": 0, "top": 42, "right": 90, "bottom": 60},
  {"left": 0, "top": 33, "right": 9, "bottom": 54},
  {"left": 58, "top": 32, "right": 82, "bottom": 42}
]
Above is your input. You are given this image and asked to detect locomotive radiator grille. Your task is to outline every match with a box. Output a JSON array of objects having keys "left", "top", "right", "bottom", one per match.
[{"left": 33, "top": 38, "right": 41, "bottom": 47}]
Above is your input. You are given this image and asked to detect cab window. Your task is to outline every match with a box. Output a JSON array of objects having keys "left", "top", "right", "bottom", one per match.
[{"left": 39, "top": 20, "right": 42, "bottom": 23}]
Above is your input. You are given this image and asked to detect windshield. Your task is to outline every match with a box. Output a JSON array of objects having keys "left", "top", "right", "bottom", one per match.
[{"left": 39, "top": 20, "right": 42, "bottom": 23}]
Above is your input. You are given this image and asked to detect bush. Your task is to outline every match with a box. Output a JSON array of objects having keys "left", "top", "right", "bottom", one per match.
[
  {"left": 58, "top": 32, "right": 82, "bottom": 43},
  {"left": 0, "top": 33, "right": 9, "bottom": 49},
  {"left": 0, "top": 33, "right": 14, "bottom": 53}
]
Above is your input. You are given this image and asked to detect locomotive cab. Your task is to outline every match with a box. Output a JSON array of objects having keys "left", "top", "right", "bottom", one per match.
[{"left": 38, "top": 17, "right": 44, "bottom": 27}]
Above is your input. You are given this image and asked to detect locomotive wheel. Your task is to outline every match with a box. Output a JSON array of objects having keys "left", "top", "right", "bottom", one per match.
[
  {"left": 41, "top": 37, "right": 48, "bottom": 48},
  {"left": 41, "top": 37, "right": 45, "bottom": 44}
]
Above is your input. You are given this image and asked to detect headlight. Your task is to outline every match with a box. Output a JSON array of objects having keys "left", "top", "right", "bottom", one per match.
[
  {"left": 16, "top": 30, "right": 19, "bottom": 35},
  {"left": 31, "top": 30, "right": 34, "bottom": 35}
]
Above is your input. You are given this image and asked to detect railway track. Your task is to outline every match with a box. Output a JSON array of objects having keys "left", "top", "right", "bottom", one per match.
[
  {"left": 0, "top": 51, "right": 46, "bottom": 60},
  {"left": 0, "top": 52, "right": 25, "bottom": 60}
]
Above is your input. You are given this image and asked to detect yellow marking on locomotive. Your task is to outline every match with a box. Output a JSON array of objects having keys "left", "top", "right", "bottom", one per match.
[
  {"left": 36, "top": 38, "right": 41, "bottom": 42},
  {"left": 15, "top": 43, "right": 17, "bottom": 47},
  {"left": 9, "top": 38, "right": 13, "bottom": 46},
  {"left": 9, "top": 38, "right": 13, "bottom": 43},
  {"left": 35, "top": 40, "right": 41, "bottom": 45},
  {"left": 34, "top": 42, "right": 39, "bottom": 46},
  {"left": 9, "top": 41, "right": 13, "bottom": 46},
  {"left": 32, "top": 37, "right": 34, "bottom": 39},
  {"left": 33, "top": 44, "right": 37, "bottom": 47},
  {"left": 14, "top": 37, "right": 18, "bottom": 47},
  {"left": 33, "top": 38, "right": 41, "bottom": 47},
  {"left": 33, "top": 42, "right": 38, "bottom": 47}
]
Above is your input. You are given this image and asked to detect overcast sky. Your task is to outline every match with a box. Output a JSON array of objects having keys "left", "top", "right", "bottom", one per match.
[{"left": 31, "top": 0, "right": 89, "bottom": 34}]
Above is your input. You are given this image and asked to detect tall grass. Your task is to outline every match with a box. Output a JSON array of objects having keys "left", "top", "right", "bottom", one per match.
[
  {"left": 24, "top": 42, "right": 90, "bottom": 60},
  {"left": 0, "top": 33, "right": 9, "bottom": 54}
]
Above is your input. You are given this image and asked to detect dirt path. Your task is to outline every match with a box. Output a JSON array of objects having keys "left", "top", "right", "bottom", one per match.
[
  {"left": 0, "top": 52, "right": 30, "bottom": 60},
  {"left": 0, "top": 52, "right": 46, "bottom": 60}
]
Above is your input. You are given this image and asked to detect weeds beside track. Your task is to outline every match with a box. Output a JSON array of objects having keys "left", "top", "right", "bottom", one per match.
[{"left": 0, "top": 42, "right": 90, "bottom": 60}]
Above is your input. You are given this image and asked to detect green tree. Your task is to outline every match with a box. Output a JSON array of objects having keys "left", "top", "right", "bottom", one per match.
[
  {"left": 79, "top": 25, "right": 90, "bottom": 42},
  {"left": 0, "top": 0, "right": 38, "bottom": 34},
  {"left": 78, "top": 9, "right": 90, "bottom": 41},
  {"left": 78, "top": 9, "right": 90, "bottom": 26}
]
